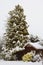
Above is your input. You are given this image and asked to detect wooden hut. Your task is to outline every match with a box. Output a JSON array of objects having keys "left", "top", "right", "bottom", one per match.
[
  {"left": 25, "top": 42, "right": 43, "bottom": 52},
  {"left": 15, "top": 42, "right": 43, "bottom": 60}
]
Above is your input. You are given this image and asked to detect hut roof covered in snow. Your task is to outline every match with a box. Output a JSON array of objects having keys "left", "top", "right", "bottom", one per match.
[{"left": 24, "top": 42, "right": 43, "bottom": 50}]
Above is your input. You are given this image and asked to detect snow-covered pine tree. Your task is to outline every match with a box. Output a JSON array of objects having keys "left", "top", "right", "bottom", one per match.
[
  {"left": 3, "top": 5, "right": 29, "bottom": 60},
  {"left": 6, "top": 5, "right": 29, "bottom": 49}
]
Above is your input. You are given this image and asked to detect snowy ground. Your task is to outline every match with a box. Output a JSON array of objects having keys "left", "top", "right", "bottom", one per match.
[{"left": 0, "top": 60, "right": 42, "bottom": 65}]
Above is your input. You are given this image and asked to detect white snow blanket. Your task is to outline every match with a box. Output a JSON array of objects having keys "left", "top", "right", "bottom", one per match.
[
  {"left": 0, "top": 61, "right": 42, "bottom": 65},
  {"left": 28, "top": 42, "right": 43, "bottom": 50}
]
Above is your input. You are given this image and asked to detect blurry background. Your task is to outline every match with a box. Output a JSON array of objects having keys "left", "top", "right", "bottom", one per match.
[{"left": 0, "top": 0, "right": 43, "bottom": 39}]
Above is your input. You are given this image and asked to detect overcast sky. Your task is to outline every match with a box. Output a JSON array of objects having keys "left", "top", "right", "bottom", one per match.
[{"left": 0, "top": 0, "right": 43, "bottom": 39}]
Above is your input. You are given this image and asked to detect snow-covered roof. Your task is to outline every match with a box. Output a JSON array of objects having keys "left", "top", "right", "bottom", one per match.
[{"left": 28, "top": 42, "right": 43, "bottom": 50}]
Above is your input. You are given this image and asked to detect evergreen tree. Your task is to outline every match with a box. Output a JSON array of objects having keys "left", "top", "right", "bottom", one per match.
[{"left": 5, "top": 5, "right": 29, "bottom": 50}]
